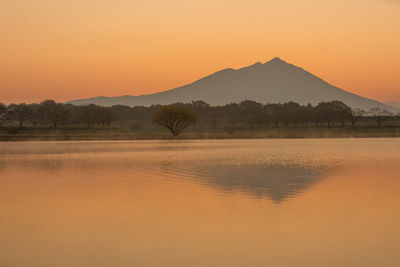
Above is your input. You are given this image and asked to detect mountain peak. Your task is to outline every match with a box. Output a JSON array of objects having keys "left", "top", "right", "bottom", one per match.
[{"left": 266, "top": 57, "right": 287, "bottom": 64}]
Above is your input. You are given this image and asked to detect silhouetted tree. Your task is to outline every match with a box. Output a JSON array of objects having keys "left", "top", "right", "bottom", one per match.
[
  {"left": 27, "top": 103, "right": 42, "bottom": 128},
  {"left": 330, "top": 100, "right": 352, "bottom": 126},
  {"left": 281, "top": 102, "right": 302, "bottom": 127},
  {"left": 39, "top": 100, "right": 70, "bottom": 129},
  {"left": 301, "top": 104, "right": 314, "bottom": 127},
  {"left": 369, "top": 108, "right": 392, "bottom": 127},
  {"left": 315, "top": 102, "right": 333, "bottom": 127},
  {"left": 0, "top": 103, "right": 6, "bottom": 114},
  {"left": 265, "top": 103, "right": 282, "bottom": 128},
  {"left": 0, "top": 103, "right": 7, "bottom": 127},
  {"left": 78, "top": 104, "right": 98, "bottom": 127},
  {"left": 3, "top": 98, "right": 395, "bottom": 132},
  {"left": 8, "top": 103, "right": 29, "bottom": 128},
  {"left": 239, "top": 100, "right": 264, "bottom": 128},
  {"left": 223, "top": 103, "right": 240, "bottom": 128},
  {"left": 97, "top": 106, "right": 115, "bottom": 126},
  {"left": 314, "top": 101, "right": 351, "bottom": 127},
  {"left": 190, "top": 101, "right": 211, "bottom": 128},
  {"left": 350, "top": 109, "right": 366, "bottom": 128},
  {"left": 152, "top": 105, "right": 196, "bottom": 136}
]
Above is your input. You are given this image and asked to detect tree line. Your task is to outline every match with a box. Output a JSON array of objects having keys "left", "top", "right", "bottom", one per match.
[{"left": 0, "top": 100, "right": 399, "bottom": 134}]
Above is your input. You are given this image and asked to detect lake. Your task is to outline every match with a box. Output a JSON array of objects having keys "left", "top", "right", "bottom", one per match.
[{"left": 0, "top": 139, "right": 399, "bottom": 267}]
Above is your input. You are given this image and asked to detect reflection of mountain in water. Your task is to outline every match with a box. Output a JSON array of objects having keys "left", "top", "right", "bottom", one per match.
[
  {"left": 0, "top": 141, "right": 326, "bottom": 203},
  {"left": 192, "top": 165, "right": 324, "bottom": 203}
]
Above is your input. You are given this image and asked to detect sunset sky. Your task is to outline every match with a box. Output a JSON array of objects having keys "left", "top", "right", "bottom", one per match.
[{"left": 1, "top": 0, "right": 399, "bottom": 104}]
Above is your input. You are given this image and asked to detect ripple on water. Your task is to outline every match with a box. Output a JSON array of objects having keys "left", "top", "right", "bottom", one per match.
[{"left": 0, "top": 139, "right": 399, "bottom": 201}]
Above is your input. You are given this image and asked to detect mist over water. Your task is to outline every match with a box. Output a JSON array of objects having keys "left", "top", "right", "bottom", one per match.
[{"left": 0, "top": 139, "right": 400, "bottom": 266}]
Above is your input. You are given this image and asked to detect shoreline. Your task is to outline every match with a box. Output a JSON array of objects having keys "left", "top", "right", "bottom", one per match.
[{"left": 1, "top": 127, "right": 400, "bottom": 141}]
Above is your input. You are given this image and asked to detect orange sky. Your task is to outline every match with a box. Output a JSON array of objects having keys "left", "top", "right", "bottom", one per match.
[{"left": 1, "top": 0, "right": 399, "bottom": 104}]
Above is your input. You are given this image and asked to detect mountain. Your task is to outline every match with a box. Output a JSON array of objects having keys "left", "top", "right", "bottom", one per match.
[
  {"left": 68, "top": 57, "right": 398, "bottom": 112},
  {"left": 385, "top": 101, "right": 400, "bottom": 109}
]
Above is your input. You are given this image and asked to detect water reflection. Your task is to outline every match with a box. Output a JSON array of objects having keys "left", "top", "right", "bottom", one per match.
[
  {"left": 0, "top": 160, "right": 323, "bottom": 203},
  {"left": 1, "top": 139, "right": 400, "bottom": 203},
  {"left": 0, "top": 150, "right": 326, "bottom": 203},
  {"left": 0, "top": 140, "right": 400, "bottom": 267},
  {"left": 190, "top": 165, "right": 323, "bottom": 202}
]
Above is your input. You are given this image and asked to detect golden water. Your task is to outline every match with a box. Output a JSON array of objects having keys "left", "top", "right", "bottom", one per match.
[{"left": 0, "top": 139, "right": 399, "bottom": 267}]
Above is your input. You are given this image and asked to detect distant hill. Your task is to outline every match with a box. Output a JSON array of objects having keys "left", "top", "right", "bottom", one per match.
[
  {"left": 68, "top": 57, "right": 398, "bottom": 112},
  {"left": 385, "top": 101, "right": 400, "bottom": 109}
]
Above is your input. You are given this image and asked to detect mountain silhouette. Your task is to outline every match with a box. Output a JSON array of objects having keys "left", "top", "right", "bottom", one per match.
[
  {"left": 385, "top": 101, "right": 400, "bottom": 109},
  {"left": 68, "top": 57, "right": 397, "bottom": 111}
]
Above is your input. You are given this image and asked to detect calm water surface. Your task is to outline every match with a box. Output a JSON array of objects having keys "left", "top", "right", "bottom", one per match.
[{"left": 0, "top": 139, "right": 399, "bottom": 267}]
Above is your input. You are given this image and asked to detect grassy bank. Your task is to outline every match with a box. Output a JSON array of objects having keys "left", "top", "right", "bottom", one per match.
[{"left": 1, "top": 126, "right": 400, "bottom": 141}]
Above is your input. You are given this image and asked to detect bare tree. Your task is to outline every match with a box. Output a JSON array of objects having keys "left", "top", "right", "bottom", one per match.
[
  {"left": 27, "top": 103, "right": 42, "bottom": 128},
  {"left": 96, "top": 106, "right": 115, "bottom": 126},
  {"left": 351, "top": 109, "right": 366, "bottom": 128},
  {"left": 39, "top": 100, "right": 70, "bottom": 129},
  {"left": 152, "top": 105, "right": 196, "bottom": 136},
  {"left": 369, "top": 108, "right": 392, "bottom": 127},
  {"left": 78, "top": 104, "right": 98, "bottom": 128},
  {"left": 8, "top": 103, "right": 30, "bottom": 128}
]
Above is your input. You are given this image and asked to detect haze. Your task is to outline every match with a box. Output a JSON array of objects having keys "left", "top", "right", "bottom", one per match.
[{"left": 1, "top": 0, "right": 400, "bottom": 103}]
